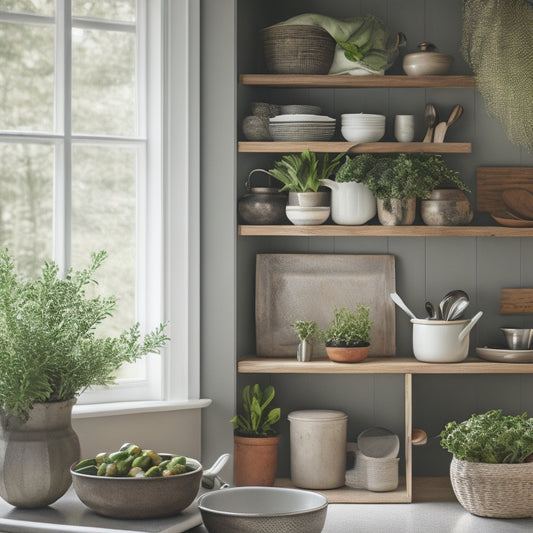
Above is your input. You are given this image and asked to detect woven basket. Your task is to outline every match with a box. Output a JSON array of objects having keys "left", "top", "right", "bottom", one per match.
[
  {"left": 450, "top": 457, "right": 533, "bottom": 518},
  {"left": 261, "top": 25, "right": 336, "bottom": 75}
]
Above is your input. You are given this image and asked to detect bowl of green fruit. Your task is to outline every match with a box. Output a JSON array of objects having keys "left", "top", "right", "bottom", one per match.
[{"left": 71, "top": 442, "right": 203, "bottom": 519}]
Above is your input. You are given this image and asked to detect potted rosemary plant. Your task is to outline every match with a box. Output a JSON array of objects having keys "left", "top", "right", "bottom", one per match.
[
  {"left": 321, "top": 304, "right": 373, "bottom": 363},
  {"left": 0, "top": 249, "right": 169, "bottom": 508},
  {"left": 230, "top": 383, "right": 281, "bottom": 486},
  {"left": 440, "top": 409, "right": 533, "bottom": 518}
]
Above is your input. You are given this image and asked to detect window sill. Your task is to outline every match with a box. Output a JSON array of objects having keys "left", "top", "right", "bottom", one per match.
[{"left": 72, "top": 399, "right": 212, "bottom": 419}]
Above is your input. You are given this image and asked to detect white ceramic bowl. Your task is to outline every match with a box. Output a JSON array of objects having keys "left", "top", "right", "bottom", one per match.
[
  {"left": 270, "top": 114, "right": 335, "bottom": 123},
  {"left": 286, "top": 206, "right": 330, "bottom": 225},
  {"left": 341, "top": 126, "right": 385, "bottom": 142},
  {"left": 341, "top": 113, "right": 385, "bottom": 121}
]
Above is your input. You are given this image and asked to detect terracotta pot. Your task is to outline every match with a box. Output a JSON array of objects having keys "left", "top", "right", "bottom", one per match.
[
  {"left": 325, "top": 345, "right": 369, "bottom": 363},
  {"left": 0, "top": 399, "right": 80, "bottom": 508},
  {"left": 234, "top": 435, "right": 279, "bottom": 486},
  {"left": 377, "top": 197, "right": 416, "bottom": 225}
]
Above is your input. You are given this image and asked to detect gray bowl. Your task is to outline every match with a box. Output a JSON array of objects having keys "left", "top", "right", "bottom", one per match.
[
  {"left": 198, "top": 486, "right": 328, "bottom": 533},
  {"left": 71, "top": 456, "right": 202, "bottom": 519}
]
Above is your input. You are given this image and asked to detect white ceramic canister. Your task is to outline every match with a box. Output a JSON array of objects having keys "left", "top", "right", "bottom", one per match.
[
  {"left": 288, "top": 410, "right": 348, "bottom": 489},
  {"left": 319, "top": 179, "right": 376, "bottom": 225},
  {"left": 411, "top": 313, "right": 483, "bottom": 363}
]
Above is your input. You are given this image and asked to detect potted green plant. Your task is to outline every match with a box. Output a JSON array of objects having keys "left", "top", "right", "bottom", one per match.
[
  {"left": 321, "top": 304, "right": 373, "bottom": 363},
  {"left": 365, "top": 153, "right": 470, "bottom": 226},
  {"left": 230, "top": 383, "right": 281, "bottom": 486},
  {"left": 292, "top": 320, "right": 319, "bottom": 362},
  {"left": 440, "top": 409, "right": 533, "bottom": 518},
  {"left": 0, "top": 249, "right": 169, "bottom": 508},
  {"left": 319, "top": 154, "right": 377, "bottom": 225}
]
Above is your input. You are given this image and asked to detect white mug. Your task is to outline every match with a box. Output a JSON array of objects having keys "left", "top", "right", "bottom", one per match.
[{"left": 394, "top": 115, "right": 415, "bottom": 142}]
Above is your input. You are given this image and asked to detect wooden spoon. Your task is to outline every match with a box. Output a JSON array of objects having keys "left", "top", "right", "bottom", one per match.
[
  {"left": 433, "top": 104, "right": 463, "bottom": 143},
  {"left": 422, "top": 103, "right": 438, "bottom": 142},
  {"left": 502, "top": 188, "right": 533, "bottom": 220}
]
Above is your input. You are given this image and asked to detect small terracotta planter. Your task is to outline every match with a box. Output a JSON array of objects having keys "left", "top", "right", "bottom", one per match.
[
  {"left": 234, "top": 434, "right": 280, "bottom": 486},
  {"left": 326, "top": 344, "right": 369, "bottom": 363}
]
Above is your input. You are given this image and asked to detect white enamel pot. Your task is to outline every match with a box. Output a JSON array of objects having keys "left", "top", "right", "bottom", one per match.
[{"left": 411, "top": 311, "right": 483, "bottom": 363}]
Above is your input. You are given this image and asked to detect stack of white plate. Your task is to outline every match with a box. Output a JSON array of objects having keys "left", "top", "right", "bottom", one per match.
[
  {"left": 341, "top": 113, "right": 386, "bottom": 142},
  {"left": 269, "top": 114, "right": 336, "bottom": 142}
]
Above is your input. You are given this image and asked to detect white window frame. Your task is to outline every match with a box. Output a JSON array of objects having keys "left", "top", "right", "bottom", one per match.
[{"left": 0, "top": 0, "right": 201, "bottom": 408}]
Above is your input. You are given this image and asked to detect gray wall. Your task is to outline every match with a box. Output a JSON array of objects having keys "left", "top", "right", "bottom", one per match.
[{"left": 201, "top": 0, "right": 533, "bottom": 479}]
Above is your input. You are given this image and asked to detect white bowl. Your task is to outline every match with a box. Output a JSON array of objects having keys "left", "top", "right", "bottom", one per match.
[
  {"left": 270, "top": 114, "right": 335, "bottom": 123},
  {"left": 341, "top": 126, "right": 385, "bottom": 142},
  {"left": 341, "top": 113, "right": 385, "bottom": 120},
  {"left": 286, "top": 206, "right": 330, "bottom": 225}
]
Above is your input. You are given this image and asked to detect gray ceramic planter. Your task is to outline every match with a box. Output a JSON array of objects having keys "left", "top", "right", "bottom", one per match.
[{"left": 0, "top": 398, "right": 80, "bottom": 508}]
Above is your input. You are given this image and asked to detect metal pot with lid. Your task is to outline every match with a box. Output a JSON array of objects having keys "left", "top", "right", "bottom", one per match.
[
  {"left": 238, "top": 169, "right": 289, "bottom": 225},
  {"left": 402, "top": 42, "right": 453, "bottom": 76}
]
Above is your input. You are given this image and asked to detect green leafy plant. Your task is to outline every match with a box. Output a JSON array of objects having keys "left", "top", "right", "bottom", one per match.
[
  {"left": 440, "top": 410, "right": 533, "bottom": 463},
  {"left": 262, "top": 150, "right": 344, "bottom": 192},
  {"left": 231, "top": 384, "right": 281, "bottom": 437},
  {"left": 365, "top": 153, "right": 470, "bottom": 210},
  {"left": 335, "top": 153, "right": 377, "bottom": 183},
  {"left": 292, "top": 320, "right": 319, "bottom": 342},
  {"left": 321, "top": 304, "right": 373, "bottom": 347},
  {"left": 0, "top": 249, "right": 169, "bottom": 421}
]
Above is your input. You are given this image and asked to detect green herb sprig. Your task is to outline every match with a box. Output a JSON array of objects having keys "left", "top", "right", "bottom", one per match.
[{"left": 440, "top": 410, "right": 533, "bottom": 463}]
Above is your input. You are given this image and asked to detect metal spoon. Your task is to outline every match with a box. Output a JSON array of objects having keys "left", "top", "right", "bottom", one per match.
[
  {"left": 425, "top": 301, "right": 439, "bottom": 319},
  {"left": 422, "top": 103, "right": 438, "bottom": 143},
  {"left": 446, "top": 293, "right": 470, "bottom": 321},
  {"left": 440, "top": 289, "right": 469, "bottom": 321}
]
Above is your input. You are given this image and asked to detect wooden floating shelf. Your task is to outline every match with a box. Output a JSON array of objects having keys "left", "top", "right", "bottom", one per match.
[
  {"left": 239, "top": 74, "right": 476, "bottom": 89},
  {"left": 238, "top": 225, "right": 533, "bottom": 238},
  {"left": 238, "top": 357, "right": 533, "bottom": 374},
  {"left": 238, "top": 141, "right": 471, "bottom": 154}
]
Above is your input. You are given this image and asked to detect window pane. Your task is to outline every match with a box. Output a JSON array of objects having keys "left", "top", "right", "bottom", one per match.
[
  {"left": 0, "top": 0, "right": 54, "bottom": 15},
  {"left": 72, "top": 0, "right": 135, "bottom": 22},
  {"left": 71, "top": 144, "right": 136, "bottom": 335},
  {"left": 71, "top": 28, "right": 136, "bottom": 136},
  {"left": 0, "top": 22, "right": 55, "bottom": 131},
  {"left": 0, "top": 143, "right": 54, "bottom": 276}
]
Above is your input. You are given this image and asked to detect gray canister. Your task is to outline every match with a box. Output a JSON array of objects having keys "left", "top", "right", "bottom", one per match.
[{"left": 288, "top": 410, "right": 348, "bottom": 489}]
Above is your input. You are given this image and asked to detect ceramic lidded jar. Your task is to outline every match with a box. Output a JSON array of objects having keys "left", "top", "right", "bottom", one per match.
[{"left": 402, "top": 42, "right": 453, "bottom": 76}]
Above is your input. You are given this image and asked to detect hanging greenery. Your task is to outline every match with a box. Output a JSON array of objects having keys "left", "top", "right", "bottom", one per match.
[{"left": 462, "top": 0, "right": 533, "bottom": 151}]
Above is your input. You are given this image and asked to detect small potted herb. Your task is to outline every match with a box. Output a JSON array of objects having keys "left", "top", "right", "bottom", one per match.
[
  {"left": 230, "top": 384, "right": 281, "bottom": 486},
  {"left": 365, "top": 153, "right": 470, "bottom": 226},
  {"left": 292, "top": 320, "right": 319, "bottom": 362},
  {"left": 440, "top": 409, "right": 533, "bottom": 518},
  {"left": 321, "top": 304, "right": 373, "bottom": 363}
]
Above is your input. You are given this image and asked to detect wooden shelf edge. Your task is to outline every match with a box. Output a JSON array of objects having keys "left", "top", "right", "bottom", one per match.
[
  {"left": 238, "top": 225, "right": 533, "bottom": 237},
  {"left": 238, "top": 141, "right": 472, "bottom": 154},
  {"left": 238, "top": 356, "right": 533, "bottom": 374},
  {"left": 239, "top": 74, "right": 476, "bottom": 89},
  {"left": 273, "top": 477, "right": 455, "bottom": 504}
]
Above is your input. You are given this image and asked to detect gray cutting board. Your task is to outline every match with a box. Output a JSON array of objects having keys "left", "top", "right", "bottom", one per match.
[{"left": 255, "top": 254, "right": 396, "bottom": 357}]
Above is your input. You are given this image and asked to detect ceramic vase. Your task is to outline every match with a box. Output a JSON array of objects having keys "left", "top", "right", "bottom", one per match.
[{"left": 0, "top": 398, "right": 80, "bottom": 508}]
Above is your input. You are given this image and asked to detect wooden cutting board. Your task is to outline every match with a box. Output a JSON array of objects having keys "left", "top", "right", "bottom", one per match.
[
  {"left": 477, "top": 167, "right": 533, "bottom": 212},
  {"left": 500, "top": 288, "right": 533, "bottom": 314}
]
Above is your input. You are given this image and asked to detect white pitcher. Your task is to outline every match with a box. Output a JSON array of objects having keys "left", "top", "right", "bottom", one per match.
[{"left": 319, "top": 179, "right": 376, "bottom": 225}]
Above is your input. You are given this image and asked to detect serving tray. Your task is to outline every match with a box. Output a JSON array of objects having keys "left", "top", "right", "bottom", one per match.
[
  {"left": 476, "top": 346, "right": 533, "bottom": 363},
  {"left": 255, "top": 254, "right": 396, "bottom": 357}
]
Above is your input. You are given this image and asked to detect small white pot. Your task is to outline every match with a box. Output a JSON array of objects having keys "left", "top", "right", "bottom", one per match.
[{"left": 411, "top": 313, "right": 483, "bottom": 363}]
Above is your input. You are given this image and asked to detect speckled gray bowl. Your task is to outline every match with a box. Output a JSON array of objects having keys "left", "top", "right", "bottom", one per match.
[
  {"left": 198, "top": 486, "right": 328, "bottom": 533},
  {"left": 71, "top": 456, "right": 202, "bottom": 519}
]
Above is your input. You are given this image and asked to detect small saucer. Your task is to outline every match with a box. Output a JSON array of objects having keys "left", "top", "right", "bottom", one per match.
[{"left": 476, "top": 346, "right": 533, "bottom": 363}]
